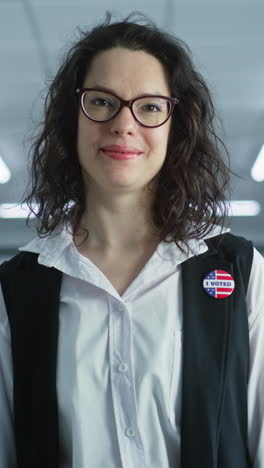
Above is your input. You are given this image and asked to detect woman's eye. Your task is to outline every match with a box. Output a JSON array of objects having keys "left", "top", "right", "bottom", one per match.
[
  {"left": 143, "top": 104, "right": 161, "bottom": 112},
  {"left": 92, "top": 98, "right": 112, "bottom": 106}
]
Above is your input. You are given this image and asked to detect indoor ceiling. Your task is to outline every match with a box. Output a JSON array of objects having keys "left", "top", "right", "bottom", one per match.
[{"left": 0, "top": 0, "right": 263, "bottom": 251}]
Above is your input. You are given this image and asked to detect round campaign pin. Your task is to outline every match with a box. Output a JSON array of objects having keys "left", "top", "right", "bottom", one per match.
[{"left": 203, "top": 270, "right": 235, "bottom": 299}]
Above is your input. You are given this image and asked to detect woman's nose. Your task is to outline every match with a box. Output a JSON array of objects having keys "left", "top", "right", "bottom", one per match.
[{"left": 109, "top": 106, "right": 136, "bottom": 135}]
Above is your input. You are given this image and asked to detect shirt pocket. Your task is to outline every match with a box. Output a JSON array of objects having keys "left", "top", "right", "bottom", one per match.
[{"left": 168, "top": 328, "right": 183, "bottom": 431}]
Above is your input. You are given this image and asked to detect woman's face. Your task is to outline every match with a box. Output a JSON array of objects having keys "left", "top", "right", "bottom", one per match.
[{"left": 77, "top": 47, "right": 172, "bottom": 196}]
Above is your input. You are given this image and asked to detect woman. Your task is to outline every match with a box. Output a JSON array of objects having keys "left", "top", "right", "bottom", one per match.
[{"left": 0, "top": 12, "right": 263, "bottom": 468}]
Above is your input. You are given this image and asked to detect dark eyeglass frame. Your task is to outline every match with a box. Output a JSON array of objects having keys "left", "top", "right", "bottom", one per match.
[{"left": 76, "top": 88, "right": 179, "bottom": 128}]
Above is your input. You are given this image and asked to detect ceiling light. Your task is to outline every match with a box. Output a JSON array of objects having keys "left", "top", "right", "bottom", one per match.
[
  {"left": 228, "top": 200, "right": 261, "bottom": 216},
  {"left": 251, "top": 144, "right": 264, "bottom": 182},
  {"left": 0, "top": 203, "right": 31, "bottom": 218},
  {"left": 0, "top": 200, "right": 261, "bottom": 219},
  {"left": 0, "top": 156, "right": 11, "bottom": 184}
]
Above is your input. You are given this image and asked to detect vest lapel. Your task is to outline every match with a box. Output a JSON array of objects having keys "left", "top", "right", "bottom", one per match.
[{"left": 180, "top": 248, "right": 233, "bottom": 468}]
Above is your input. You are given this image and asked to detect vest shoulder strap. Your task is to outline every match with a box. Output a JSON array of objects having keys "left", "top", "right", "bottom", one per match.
[
  {"left": 0, "top": 251, "right": 62, "bottom": 468},
  {"left": 181, "top": 232, "right": 253, "bottom": 468}
]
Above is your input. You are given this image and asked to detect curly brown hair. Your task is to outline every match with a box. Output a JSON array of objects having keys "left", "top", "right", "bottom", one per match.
[{"left": 22, "top": 11, "right": 231, "bottom": 250}]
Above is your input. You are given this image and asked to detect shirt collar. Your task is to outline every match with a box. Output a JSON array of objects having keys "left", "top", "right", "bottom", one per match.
[{"left": 18, "top": 223, "right": 230, "bottom": 270}]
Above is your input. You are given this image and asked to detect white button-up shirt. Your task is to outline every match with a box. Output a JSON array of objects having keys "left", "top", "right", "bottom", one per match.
[{"left": 0, "top": 225, "right": 264, "bottom": 468}]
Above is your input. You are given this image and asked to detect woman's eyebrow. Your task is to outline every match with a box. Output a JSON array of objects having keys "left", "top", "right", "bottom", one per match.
[{"left": 88, "top": 84, "right": 166, "bottom": 96}]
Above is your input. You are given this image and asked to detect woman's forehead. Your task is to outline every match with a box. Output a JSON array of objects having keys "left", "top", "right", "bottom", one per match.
[{"left": 82, "top": 47, "right": 170, "bottom": 94}]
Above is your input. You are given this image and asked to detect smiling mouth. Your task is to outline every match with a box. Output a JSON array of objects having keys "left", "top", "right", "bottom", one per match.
[{"left": 100, "top": 149, "right": 143, "bottom": 160}]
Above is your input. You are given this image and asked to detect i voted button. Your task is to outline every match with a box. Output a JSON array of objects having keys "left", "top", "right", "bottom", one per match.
[{"left": 203, "top": 270, "right": 235, "bottom": 299}]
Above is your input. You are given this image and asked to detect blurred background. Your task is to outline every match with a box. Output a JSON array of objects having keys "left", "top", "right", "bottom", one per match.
[{"left": 0, "top": 0, "right": 263, "bottom": 262}]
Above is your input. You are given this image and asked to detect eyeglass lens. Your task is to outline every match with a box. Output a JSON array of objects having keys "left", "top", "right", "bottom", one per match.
[{"left": 82, "top": 90, "right": 171, "bottom": 126}]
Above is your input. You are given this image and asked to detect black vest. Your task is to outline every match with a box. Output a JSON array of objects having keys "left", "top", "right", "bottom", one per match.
[{"left": 0, "top": 233, "right": 254, "bottom": 468}]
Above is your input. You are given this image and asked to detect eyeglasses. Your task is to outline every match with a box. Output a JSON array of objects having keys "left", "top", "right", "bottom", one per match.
[{"left": 76, "top": 88, "right": 179, "bottom": 128}]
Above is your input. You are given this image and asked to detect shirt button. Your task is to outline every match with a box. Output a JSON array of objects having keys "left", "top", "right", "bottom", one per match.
[
  {"left": 118, "top": 362, "right": 128, "bottom": 373},
  {"left": 125, "top": 427, "right": 135, "bottom": 438}
]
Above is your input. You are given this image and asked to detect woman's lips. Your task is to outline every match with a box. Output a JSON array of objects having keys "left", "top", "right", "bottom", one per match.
[{"left": 100, "top": 145, "right": 143, "bottom": 160}]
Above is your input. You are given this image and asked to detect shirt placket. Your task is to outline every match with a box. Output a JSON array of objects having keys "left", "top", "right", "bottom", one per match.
[{"left": 109, "top": 300, "right": 148, "bottom": 468}]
